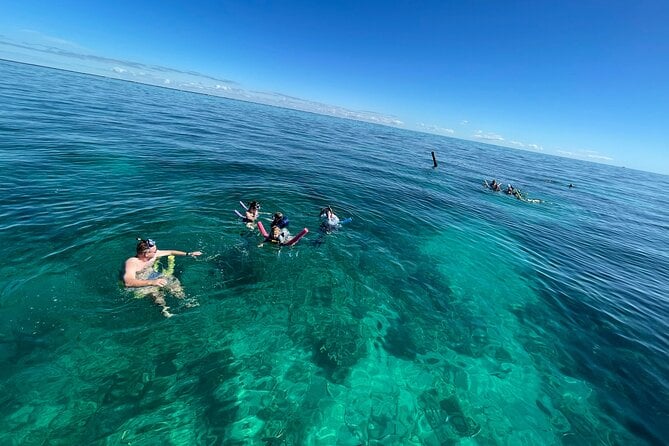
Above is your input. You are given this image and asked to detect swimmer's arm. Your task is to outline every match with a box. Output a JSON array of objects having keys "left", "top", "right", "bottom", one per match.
[{"left": 155, "top": 249, "right": 203, "bottom": 258}]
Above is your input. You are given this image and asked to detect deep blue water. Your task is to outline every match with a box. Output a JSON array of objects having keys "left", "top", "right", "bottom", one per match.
[{"left": 1, "top": 59, "right": 668, "bottom": 445}]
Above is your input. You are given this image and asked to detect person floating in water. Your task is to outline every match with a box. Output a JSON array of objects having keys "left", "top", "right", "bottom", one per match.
[
  {"left": 257, "top": 211, "right": 311, "bottom": 247},
  {"left": 123, "top": 238, "right": 202, "bottom": 317},
  {"left": 503, "top": 184, "right": 521, "bottom": 199},
  {"left": 319, "top": 206, "right": 341, "bottom": 232},
  {"left": 244, "top": 201, "right": 261, "bottom": 223},
  {"left": 483, "top": 178, "right": 501, "bottom": 191},
  {"left": 313, "top": 206, "right": 353, "bottom": 246},
  {"left": 258, "top": 218, "right": 294, "bottom": 247},
  {"left": 271, "top": 212, "right": 289, "bottom": 229},
  {"left": 269, "top": 225, "right": 294, "bottom": 245},
  {"left": 238, "top": 200, "right": 262, "bottom": 228}
]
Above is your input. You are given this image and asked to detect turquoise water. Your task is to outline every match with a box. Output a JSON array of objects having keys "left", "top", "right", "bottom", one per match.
[{"left": 1, "top": 59, "right": 668, "bottom": 445}]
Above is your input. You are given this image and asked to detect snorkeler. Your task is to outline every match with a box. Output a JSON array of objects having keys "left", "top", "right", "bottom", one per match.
[
  {"left": 257, "top": 223, "right": 293, "bottom": 247},
  {"left": 244, "top": 201, "right": 260, "bottom": 223},
  {"left": 319, "top": 206, "right": 340, "bottom": 231},
  {"left": 269, "top": 225, "right": 293, "bottom": 245},
  {"left": 489, "top": 179, "right": 501, "bottom": 191},
  {"left": 257, "top": 214, "right": 308, "bottom": 247},
  {"left": 123, "top": 238, "right": 202, "bottom": 317},
  {"left": 483, "top": 179, "right": 501, "bottom": 191},
  {"left": 504, "top": 184, "right": 524, "bottom": 200},
  {"left": 270, "top": 212, "right": 290, "bottom": 229},
  {"left": 240, "top": 201, "right": 262, "bottom": 229}
]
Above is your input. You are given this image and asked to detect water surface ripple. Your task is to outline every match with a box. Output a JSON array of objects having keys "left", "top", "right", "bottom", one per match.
[{"left": 1, "top": 59, "right": 667, "bottom": 445}]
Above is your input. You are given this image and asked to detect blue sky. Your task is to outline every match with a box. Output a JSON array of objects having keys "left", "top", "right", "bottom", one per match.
[{"left": 1, "top": 1, "right": 668, "bottom": 175}]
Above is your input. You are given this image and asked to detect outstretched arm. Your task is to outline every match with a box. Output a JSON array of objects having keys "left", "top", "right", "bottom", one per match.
[{"left": 156, "top": 249, "right": 202, "bottom": 258}]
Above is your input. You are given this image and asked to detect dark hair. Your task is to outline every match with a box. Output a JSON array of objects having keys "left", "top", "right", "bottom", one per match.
[
  {"left": 136, "top": 238, "right": 155, "bottom": 255},
  {"left": 249, "top": 201, "right": 259, "bottom": 209}
]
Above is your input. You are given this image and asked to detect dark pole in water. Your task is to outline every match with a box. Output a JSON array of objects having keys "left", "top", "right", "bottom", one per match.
[{"left": 431, "top": 151, "right": 438, "bottom": 168}]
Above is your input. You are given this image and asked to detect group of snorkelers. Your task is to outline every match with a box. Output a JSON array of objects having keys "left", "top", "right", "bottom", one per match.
[
  {"left": 484, "top": 179, "right": 542, "bottom": 203},
  {"left": 122, "top": 201, "right": 350, "bottom": 317},
  {"left": 240, "top": 200, "right": 292, "bottom": 245},
  {"left": 243, "top": 201, "right": 344, "bottom": 246},
  {"left": 485, "top": 179, "right": 523, "bottom": 199}
]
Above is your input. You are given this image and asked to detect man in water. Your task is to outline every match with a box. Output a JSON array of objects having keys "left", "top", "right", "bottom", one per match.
[{"left": 123, "top": 238, "right": 202, "bottom": 317}]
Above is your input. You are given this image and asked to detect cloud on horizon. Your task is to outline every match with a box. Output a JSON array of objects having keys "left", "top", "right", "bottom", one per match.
[
  {"left": 474, "top": 130, "right": 549, "bottom": 154},
  {"left": 473, "top": 130, "right": 504, "bottom": 141},
  {"left": 1, "top": 31, "right": 616, "bottom": 164},
  {"left": 0, "top": 33, "right": 401, "bottom": 127},
  {"left": 557, "top": 149, "right": 613, "bottom": 162},
  {"left": 19, "top": 29, "right": 87, "bottom": 51},
  {"left": 510, "top": 140, "right": 544, "bottom": 151},
  {"left": 418, "top": 123, "right": 454, "bottom": 135}
]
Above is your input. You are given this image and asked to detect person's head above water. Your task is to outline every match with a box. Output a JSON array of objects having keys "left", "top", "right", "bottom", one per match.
[
  {"left": 271, "top": 211, "right": 289, "bottom": 228},
  {"left": 249, "top": 201, "right": 260, "bottom": 210},
  {"left": 136, "top": 237, "right": 157, "bottom": 256}
]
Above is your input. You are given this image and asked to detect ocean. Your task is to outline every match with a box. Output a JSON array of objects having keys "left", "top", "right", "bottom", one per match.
[{"left": 0, "top": 58, "right": 667, "bottom": 445}]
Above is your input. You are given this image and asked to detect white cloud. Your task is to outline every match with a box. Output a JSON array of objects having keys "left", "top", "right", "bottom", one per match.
[
  {"left": 507, "top": 140, "right": 544, "bottom": 151},
  {"left": 0, "top": 35, "right": 410, "bottom": 128},
  {"left": 556, "top": 149, "right": 613, "bottom": 162},
  {"left": 473, "top": 130, "right": 504, "bottom": 141},
  {"left": 582, "top": 150, "right": 612, "bottom": 160},
  {"left": 586, "top": 153, "right": 613, "bottom": 161},
  {"left": 419, "top": 123, "right": 454, "bottom": 134},
  {"left": 460, "top": 120, "right": 469, "bottom": 125},
  {"left": 19, "top": 29, "right": 85, "bottom": 50}
]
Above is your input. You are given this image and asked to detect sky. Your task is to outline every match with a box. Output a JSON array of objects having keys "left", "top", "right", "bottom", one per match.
[{"left": 1, "top": 1, "right": 668, "bottom": 175}]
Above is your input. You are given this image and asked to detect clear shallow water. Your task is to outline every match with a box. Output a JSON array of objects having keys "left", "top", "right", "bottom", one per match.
[{"left": 1, "top": 59, "right": 668, "bottom": 445}]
